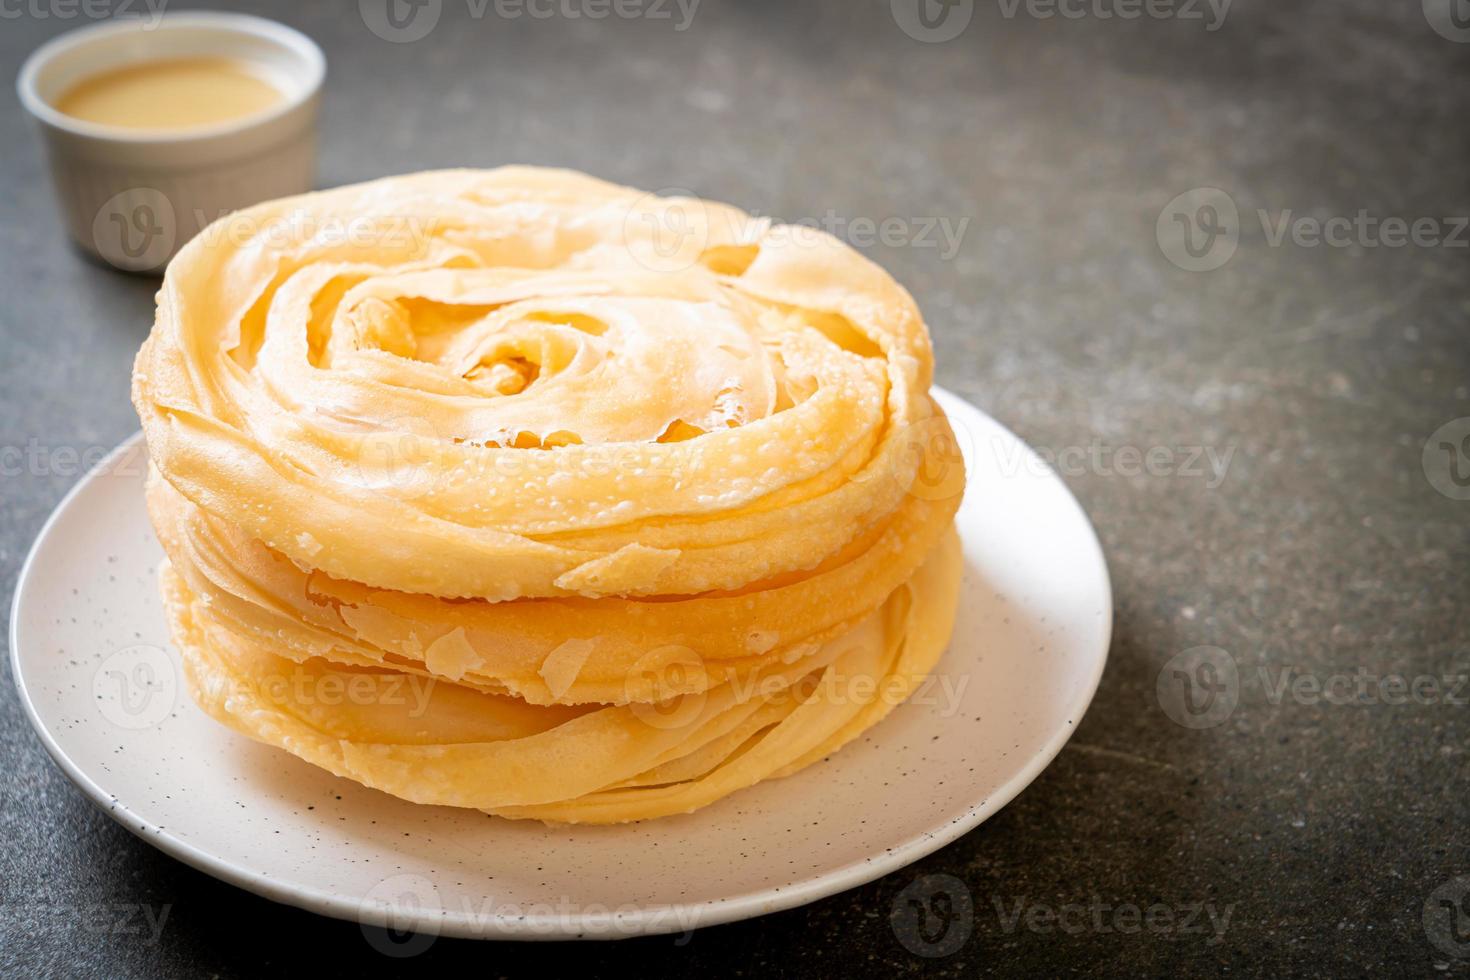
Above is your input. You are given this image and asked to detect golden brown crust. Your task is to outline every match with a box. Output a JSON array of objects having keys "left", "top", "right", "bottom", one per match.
[{"left": 134, "top": 167, "right": 965, "bottom": 822}]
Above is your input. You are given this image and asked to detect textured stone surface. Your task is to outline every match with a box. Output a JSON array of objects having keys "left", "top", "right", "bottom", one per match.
[{"left": 2, "top": 0, "right": 1468, "bottom": 975}]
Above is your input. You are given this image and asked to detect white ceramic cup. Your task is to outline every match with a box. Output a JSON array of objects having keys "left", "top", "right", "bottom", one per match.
[{"left": 17, "top": 12, "right": 325, "bottom": 273}]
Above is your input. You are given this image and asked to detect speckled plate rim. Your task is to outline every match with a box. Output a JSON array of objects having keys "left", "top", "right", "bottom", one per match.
[{"left": 10, "top": 388, "right": 1112, "bottom": 940}]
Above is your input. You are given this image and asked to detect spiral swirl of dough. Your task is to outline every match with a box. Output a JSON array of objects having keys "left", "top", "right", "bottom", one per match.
[{"left": 134, "top": 168, "right": 965, "bottom": 822}]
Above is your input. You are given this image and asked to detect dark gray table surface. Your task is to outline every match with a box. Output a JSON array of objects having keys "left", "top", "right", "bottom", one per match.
[{"left": 3, "top": 1, "right": 1468, "bottom": 976}]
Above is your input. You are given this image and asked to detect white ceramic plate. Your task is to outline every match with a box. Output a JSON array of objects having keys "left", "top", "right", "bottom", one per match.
[{"left": 10, "top": 388, "right": 1111, "bottom": 942}]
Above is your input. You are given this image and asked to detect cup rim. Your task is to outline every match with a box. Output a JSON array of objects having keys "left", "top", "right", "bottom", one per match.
[{"left": 16, "top": 11, "right": 326, "bottom": 146}]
